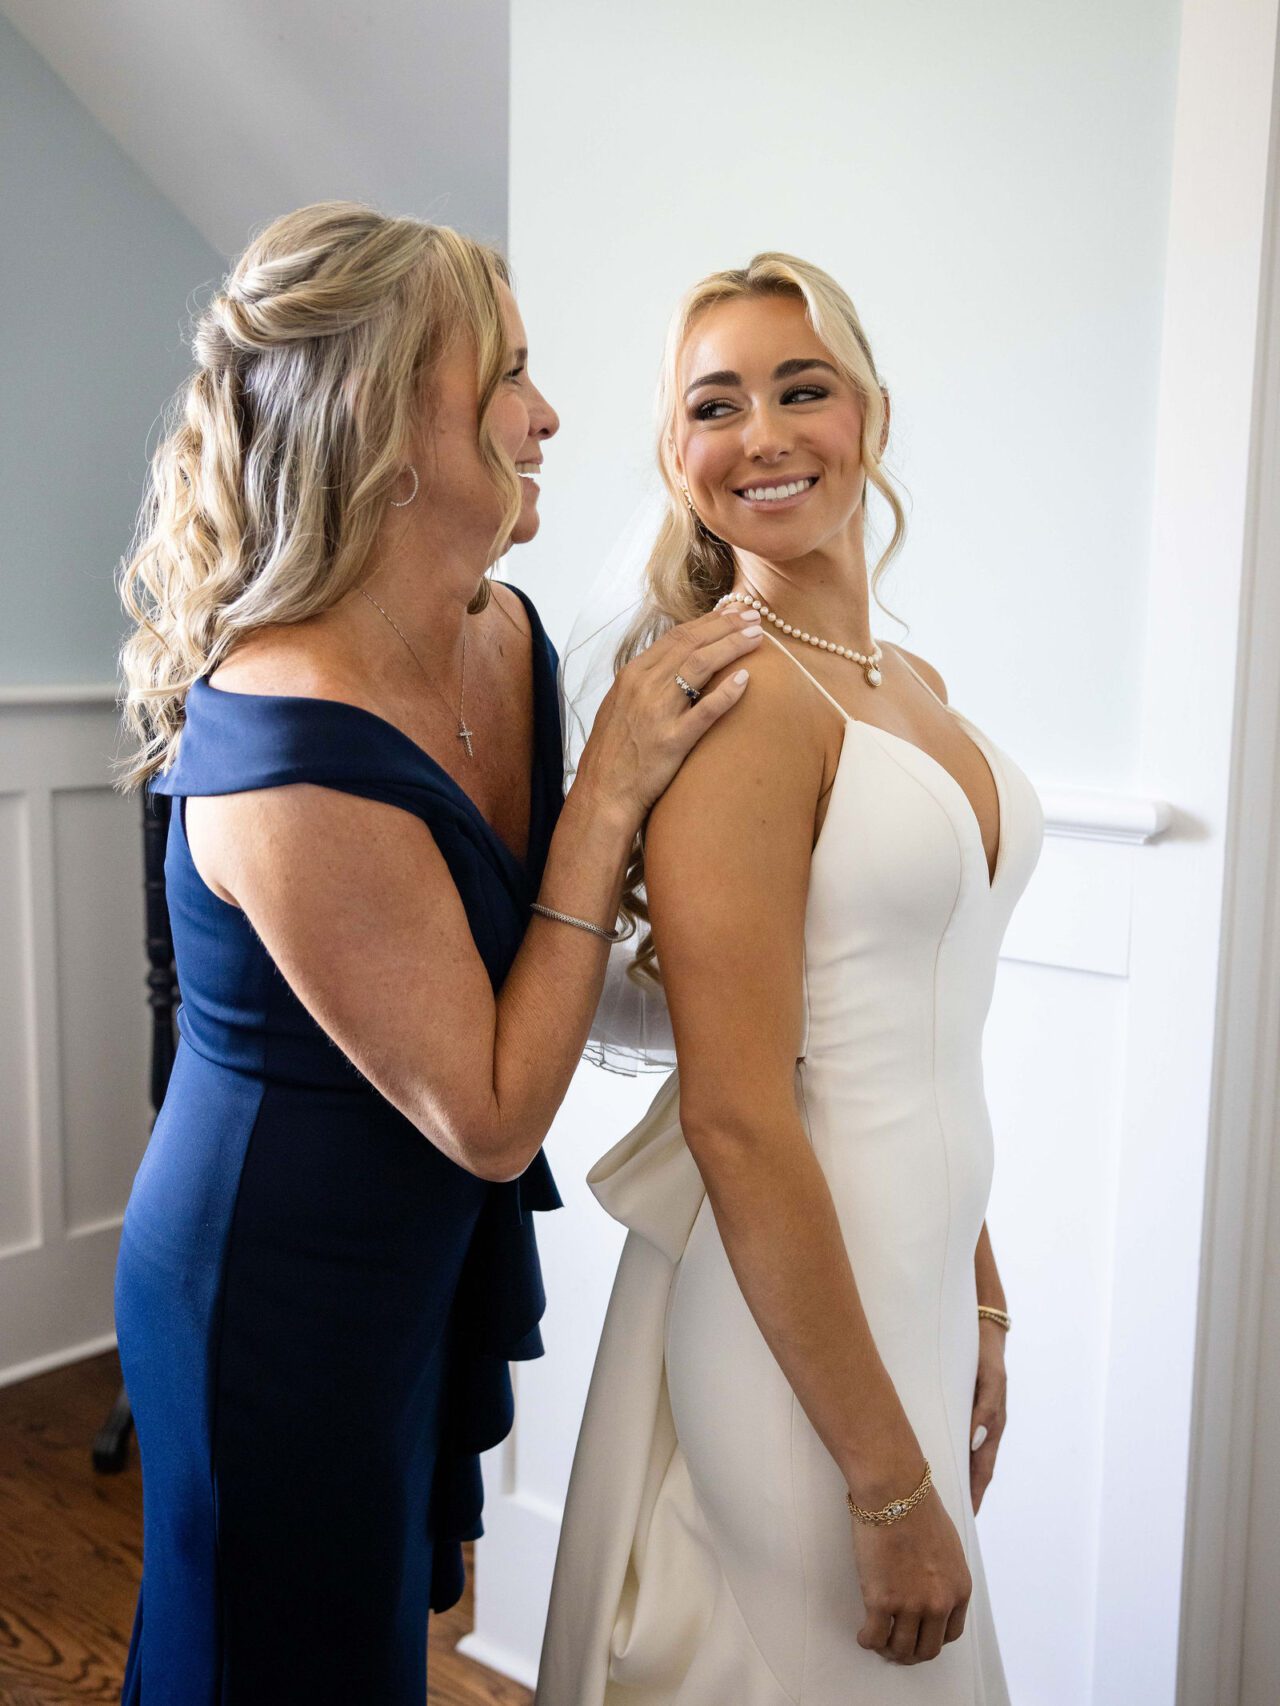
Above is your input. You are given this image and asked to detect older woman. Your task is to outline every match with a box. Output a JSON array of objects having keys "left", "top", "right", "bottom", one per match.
[{"left": 112, "top": 201, "right": 762, "bottom": 1704}]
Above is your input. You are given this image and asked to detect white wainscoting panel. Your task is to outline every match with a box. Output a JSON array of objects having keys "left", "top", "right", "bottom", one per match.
[
  {"left": 980, "top": 959, "right": 1128, "bottom": 1705},
  {"left": 0, "top": 693, "right": 149, "bottom": 1385},
  {"left": 53, "top": 786, "right": 150, "bottom": 1235}
]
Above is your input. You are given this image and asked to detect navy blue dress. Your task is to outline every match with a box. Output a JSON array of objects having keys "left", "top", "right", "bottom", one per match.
[{"left": 114, "top": 583, "right": 564, "bottom": 1704}]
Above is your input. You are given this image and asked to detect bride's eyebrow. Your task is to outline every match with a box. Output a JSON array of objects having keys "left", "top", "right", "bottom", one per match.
[{"left": 683, "top": 357, "right": 839, "bottom": 400}]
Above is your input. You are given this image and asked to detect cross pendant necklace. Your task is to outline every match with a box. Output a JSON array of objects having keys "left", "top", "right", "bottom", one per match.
[{"left": 359, "top": 590, "right": 474, "bottom": 759}]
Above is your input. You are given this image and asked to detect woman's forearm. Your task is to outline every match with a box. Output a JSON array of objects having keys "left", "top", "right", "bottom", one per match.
[
  {"left": 684, "top": 1098, "right": 929, "bottom": 1507},
  {"left": 479, "top": 781, "right": 637, "bottom": 1178}
]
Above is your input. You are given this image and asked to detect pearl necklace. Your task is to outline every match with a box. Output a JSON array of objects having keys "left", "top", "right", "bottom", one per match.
[{"left": 715, "top": 591, "right": 884, "bottom": 687}]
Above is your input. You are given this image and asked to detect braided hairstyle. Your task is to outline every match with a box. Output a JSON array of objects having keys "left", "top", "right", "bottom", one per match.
[{"left": 118, "top": 201, "right": 518, "bottom": 788}]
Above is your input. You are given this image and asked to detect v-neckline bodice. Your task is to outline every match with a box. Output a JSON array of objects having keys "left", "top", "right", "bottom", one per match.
[
  {"left": 762, "top": 631, "right": 1005, "bottom": 891},
  {"left": 856, "top": 712, "right": 1006, "bottom": 891}
]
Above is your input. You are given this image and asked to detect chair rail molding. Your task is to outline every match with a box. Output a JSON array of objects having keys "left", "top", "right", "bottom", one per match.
[{"left": 1037, "top": 787, "right": 1173, "bottom": 845}]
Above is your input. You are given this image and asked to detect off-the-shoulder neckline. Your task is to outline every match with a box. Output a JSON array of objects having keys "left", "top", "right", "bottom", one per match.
[{"left": 183, "top": 582, "right": 556, "bottom": 876}]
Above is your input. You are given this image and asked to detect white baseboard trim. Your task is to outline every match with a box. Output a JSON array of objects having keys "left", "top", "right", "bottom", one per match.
[
  {"left": 0, "top": 1329, "right": 119, "bottom": 1391},
  {"left": 455, "top": 1631, "right": 538, "bottom": 1691}
]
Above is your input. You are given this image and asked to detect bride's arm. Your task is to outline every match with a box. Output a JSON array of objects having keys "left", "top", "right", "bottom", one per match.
[
  {"left": 975, "top": 1221, "right": 1006, "bottom": 1312},
  {"left": 971, "top": 1220, "right": 1009, "bottom": 1512},
  {"left": 644, "top": 650, "right": 925, "bottom": 1508}
]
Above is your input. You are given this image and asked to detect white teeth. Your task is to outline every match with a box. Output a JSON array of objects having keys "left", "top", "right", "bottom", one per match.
[{"left": 743, "top": 477, "right": 815, "bottom": 502}]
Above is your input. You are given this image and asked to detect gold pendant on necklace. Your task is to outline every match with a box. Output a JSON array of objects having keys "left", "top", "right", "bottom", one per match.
[{"left": 458, "top": 721, "right": 475, "bottom": 759}]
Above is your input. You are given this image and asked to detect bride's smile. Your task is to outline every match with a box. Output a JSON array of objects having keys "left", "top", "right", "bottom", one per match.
[{"left": 676, "top": 292, "right": 876, "bottom": 560}]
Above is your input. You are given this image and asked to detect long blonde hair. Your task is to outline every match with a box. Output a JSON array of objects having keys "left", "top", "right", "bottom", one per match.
[
  {"left": 117, "top": 201, "right": 521, "bottom": 788},
  {"left": 620, "top": 252, "right": 908, "bottom": 982}
]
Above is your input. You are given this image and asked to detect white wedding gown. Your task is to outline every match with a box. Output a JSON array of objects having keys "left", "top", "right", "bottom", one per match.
[{"left": 537, "top": 638, "right": 1045, "bottom": 1705}]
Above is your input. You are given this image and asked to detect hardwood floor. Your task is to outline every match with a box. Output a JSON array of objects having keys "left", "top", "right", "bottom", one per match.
[{"left": 0, "top": 1351, "right": 532, "bottom": 1705}]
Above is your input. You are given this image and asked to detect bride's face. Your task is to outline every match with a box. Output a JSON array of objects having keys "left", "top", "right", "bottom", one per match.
[{"left": 673, "top": 294, "right": 870, "bottom": 561}]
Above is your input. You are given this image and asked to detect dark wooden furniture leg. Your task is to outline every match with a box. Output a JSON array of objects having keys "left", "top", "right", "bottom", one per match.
[{"left": 93, "top": 789, "right": 177, "bottom": 1474}]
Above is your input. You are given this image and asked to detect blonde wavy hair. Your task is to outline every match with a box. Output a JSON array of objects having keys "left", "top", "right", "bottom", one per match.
[
  {"left": 619, "top": 251, "right": 908, "bottom": 983},
  {"left": 117, "top": 201, "right": 521, "bottom": 788}
]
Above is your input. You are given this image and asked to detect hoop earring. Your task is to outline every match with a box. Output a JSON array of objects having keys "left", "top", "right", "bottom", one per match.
[{"left": 390, "top": 464, "right": 420, "bottom": 508}]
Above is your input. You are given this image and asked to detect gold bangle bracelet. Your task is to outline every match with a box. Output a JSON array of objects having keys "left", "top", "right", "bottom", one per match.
[
  {"left": 978, "top": 1305, "right": 1011, "bottom": 1331},
  {"left": 846, "top": 1459, "right": 933, "bottom": 1526}
]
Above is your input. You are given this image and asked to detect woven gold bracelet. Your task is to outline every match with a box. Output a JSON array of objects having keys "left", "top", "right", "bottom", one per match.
[
  {"left": 846, "top": 1459, "right": 933, "bottom": 1526},
  {"left": 978, "top": 1305, "right": 1011, "bottom": 1330}
]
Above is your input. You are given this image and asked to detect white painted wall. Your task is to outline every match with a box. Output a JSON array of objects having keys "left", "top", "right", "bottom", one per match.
[
  {"left": 506, "top": 0, "right": 1180, "bottom": 788},
  {"left": 475, "top": 2, "right": 1280, "bottom": 1701}
]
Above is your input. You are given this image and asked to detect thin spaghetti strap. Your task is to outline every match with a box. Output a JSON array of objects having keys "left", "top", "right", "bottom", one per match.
[
  {"left": 883, "top": 641, "right": 953, "bottom": 713},
  {"left": 759, "top": 629, "right": 851, "bottom": 723}
]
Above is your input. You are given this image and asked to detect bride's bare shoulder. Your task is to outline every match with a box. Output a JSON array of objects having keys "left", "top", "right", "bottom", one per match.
[
  {"left": 644, "top": 632, "right": 825, "bottom": 962},
  {"left": 884, "top": 641, "right": 948, "bottom": 704},
  {"left": 655, "top": 631, "right": 831, "bottom": 810}
]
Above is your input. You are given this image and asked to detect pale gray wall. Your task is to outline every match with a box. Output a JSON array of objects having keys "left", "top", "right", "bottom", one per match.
[
  {"left": 0, "top": 0, "right": 511, "bottom": 259},
  {"left": 0, "top": 15, "right": 224, "bottom": 686}
]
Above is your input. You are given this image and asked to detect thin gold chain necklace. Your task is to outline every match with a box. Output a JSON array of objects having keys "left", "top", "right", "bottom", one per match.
[{"left": 359, "top": 589, "right": 475, "bottom": 758}]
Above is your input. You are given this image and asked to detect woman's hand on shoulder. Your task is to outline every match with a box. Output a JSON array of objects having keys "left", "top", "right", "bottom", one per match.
[{"left": 572, "top": 607, "right": 766, "bottom": 835}]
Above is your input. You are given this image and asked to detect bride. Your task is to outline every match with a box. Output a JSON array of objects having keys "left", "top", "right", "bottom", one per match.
[{"left": 538, "top": 254, "right": 1044, "bottom": 1703}]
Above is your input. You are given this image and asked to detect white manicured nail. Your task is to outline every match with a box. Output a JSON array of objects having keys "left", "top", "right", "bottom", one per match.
[
  {"left": 971, "top": 1424, "right": 988, "bottom": 1452},
  {"left": 734, "top": 669, "right": 750, "bottom": 683}
]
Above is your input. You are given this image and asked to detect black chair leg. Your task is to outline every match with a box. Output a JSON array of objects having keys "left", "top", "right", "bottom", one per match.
[
  {"left": 92, "top": 789, "right": 177, "bottom": 1476},
  {"left": 92, "top": 1385, "right": 135, "bottom": 1474}
]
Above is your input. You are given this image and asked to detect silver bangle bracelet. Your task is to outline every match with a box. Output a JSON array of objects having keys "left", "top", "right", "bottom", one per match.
[{"left": 530, "top": 902, "right": 636, "bottom": 943}]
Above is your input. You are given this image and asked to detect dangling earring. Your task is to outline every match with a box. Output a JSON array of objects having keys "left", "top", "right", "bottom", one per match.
[
  {"left": 680, "top": 481, "right": 698, "bottom": 517},
  {"left": 390, "top": 464, "right": 420, "bottom": 508}
]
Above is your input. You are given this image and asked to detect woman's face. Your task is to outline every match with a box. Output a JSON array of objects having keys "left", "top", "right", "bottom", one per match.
[
  {"left": 416, "top": 279, "right": 559, "bottom": 559},
  {"left": 492, "top": 280, "right": 559, "bottom": 546},
  {"left": 673, "top": 293, "right": 873, "bottom": 563}
]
